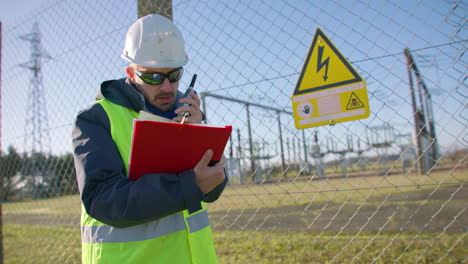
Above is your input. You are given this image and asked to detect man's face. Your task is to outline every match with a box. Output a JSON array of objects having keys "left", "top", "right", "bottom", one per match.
[{"left": 127, "top": 65, "right": 180, "bottom": 112}]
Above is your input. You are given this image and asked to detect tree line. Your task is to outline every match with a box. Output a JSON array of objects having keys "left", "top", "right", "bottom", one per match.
[{"left": 0, "top": 145, "right": 77, "bottom": 202}]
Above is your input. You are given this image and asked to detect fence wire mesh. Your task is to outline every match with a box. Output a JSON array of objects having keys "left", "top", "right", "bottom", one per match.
[{"left": 0, "top": 0, "right": 466, "bottom": 263}]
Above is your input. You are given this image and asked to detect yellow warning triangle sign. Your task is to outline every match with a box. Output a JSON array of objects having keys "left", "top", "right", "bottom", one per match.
[
  {"left": 346, "top": 92, "right": 365, "bottom": 110},
  {"left": 294, "top": 28, "right": 362, "bottom": 96}
]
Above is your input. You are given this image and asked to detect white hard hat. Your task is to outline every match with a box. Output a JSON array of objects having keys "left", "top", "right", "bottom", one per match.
[{"left": 121, "top": 14, "right": 188, "bottom": 68}]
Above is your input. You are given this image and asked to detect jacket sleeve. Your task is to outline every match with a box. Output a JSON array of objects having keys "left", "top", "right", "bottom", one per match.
[{"left": 72, "top": 103, "right": 207, "bottom": 228}]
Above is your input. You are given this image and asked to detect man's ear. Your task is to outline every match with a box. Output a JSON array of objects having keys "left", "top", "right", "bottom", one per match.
[{"left": 126, "top": 67, "right": 135, "bottom": 83}]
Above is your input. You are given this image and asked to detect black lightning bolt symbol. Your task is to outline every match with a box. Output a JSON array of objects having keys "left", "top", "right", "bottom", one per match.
[{"left": 317, "top": 45, "right": 330, "bottom": 81}]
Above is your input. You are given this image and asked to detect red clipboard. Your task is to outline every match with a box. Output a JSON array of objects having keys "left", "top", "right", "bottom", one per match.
[{"left": 128, "top": 120, "right": 232, "bottom": 181}]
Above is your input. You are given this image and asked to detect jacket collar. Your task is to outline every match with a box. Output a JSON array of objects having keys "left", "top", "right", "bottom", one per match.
[{"left": 96, "top": 77, "right": 184, "bottom": 114}]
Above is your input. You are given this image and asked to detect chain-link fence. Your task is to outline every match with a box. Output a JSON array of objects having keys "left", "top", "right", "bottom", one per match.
[{"left": 1, "top": 0, "right": 466, "bottom": 263}]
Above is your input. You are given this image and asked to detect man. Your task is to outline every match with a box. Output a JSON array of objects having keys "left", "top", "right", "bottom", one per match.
[{"left": 72, "top": 14, "right": 227, "bottom": 264}]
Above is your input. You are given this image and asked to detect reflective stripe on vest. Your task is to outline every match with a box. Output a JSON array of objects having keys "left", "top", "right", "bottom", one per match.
[
  {"left": 81, "top": 210, "right": 210, "bottom": 243},
  {"left": 186, "top": 210, "right": 211, "bottom": 233}
]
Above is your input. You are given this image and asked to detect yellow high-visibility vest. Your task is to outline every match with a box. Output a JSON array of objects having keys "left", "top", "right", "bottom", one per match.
[{"left": 80, "top": 99, "right": 218, "bottom": 264}]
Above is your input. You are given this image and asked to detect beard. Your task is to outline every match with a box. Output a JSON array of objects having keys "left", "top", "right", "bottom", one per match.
[
  {"left": 150, "top": 92, "right": 176, "bottom": 112},
  {"left": 134, "top": 82, "right": 177, "bottom": 112}
]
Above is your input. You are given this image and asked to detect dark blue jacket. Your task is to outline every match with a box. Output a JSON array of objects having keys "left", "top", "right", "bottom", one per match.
[{"left": 72, "top": 78, "right": 228, "bottom": 228}]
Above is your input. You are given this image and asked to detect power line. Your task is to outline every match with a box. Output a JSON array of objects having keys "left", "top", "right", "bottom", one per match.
[
  {"left": 210, "top": 39, "right": 468, "bottom": 93},
  {"left": 352, "top": 39, "right": 467, "bottom": 63}
]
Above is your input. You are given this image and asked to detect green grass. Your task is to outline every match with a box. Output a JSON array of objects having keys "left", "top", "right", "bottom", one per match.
[
  {"left": 3, "top": 224, "right": 81, "bottom": 264},
  {"left": 3, "top": 225, "right": 465, "bottom": 264},
  {"left": 2, "top": 195, "right": 81, "bottom": 215},
  {"left": 214, "top": 232, "right": 467, "bottom": 264}
]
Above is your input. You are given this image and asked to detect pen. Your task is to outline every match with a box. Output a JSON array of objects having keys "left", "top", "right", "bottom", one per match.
[{"left": 180, "top": 74, "right": 197, "bottom": 124}]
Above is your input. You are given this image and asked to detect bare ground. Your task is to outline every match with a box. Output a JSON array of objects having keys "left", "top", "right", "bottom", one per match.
[{"left": 209, "top": 185, "right": 467, "bottom": 234}]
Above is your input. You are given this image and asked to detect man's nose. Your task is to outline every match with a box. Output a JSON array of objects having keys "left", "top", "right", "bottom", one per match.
[{"left": 159, "top": 78, "right": 172, "bottom": 92}]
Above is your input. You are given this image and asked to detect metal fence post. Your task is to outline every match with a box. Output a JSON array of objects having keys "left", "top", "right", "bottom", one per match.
[
  {"left": 0, "top": 203, "right": 3, "bottom": 264},
  {"left": 0, "top": 21, "right": 3, "bottom": 264},
  {"left": 245, "top": 104, "right": 255, "bottom": 178},
  {"left": 138, "top": 0, "right": 173, "bottom": 20},
  {"left": 237, "top": 129, "right": 243, "bottom": 184},
  {"left": 276, "top": 111, "right": 285, "bottom": 173}
]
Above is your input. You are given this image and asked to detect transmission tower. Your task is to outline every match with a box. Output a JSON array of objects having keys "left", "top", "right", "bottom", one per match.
[{"left": 20, "top": 22, "right": 51, "bottom": 155}]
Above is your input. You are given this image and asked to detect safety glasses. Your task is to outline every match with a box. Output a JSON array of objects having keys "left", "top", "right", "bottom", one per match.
[{"left": 133, "top": 67, "right": 184, "bottom": 85}]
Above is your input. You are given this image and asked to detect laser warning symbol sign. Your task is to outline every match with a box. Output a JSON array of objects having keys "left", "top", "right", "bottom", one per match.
[{"left": 291, "top": 28, "right": 371, "bottom": 129}]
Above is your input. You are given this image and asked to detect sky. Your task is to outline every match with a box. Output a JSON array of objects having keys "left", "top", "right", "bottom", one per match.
[
  {"left": 0, "top": 0, "right": 466, "bottom": 163},
  {"left": 0, "top": 1, "right": 50, "bottom": 22}
]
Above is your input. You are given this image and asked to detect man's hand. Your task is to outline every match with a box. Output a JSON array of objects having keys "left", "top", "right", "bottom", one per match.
[
  {"left": 173, "top": 90, "right": 203, "bottom": 123},
  {"left": 194, "top": 149, "right": 226, "bottom": 194}
]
